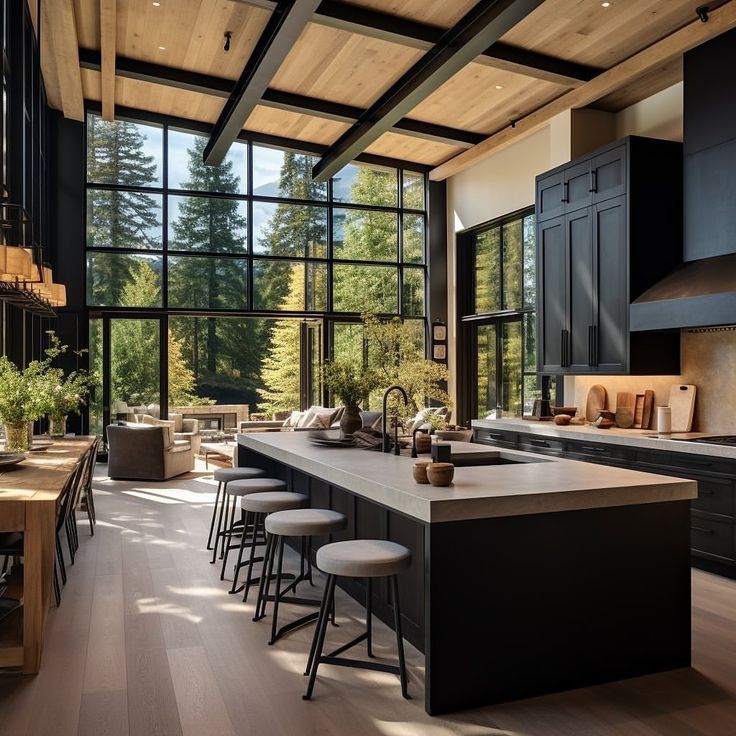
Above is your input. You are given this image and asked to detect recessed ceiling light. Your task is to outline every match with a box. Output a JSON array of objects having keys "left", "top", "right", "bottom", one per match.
[
  {"left": 495, "top": 85, "right": 503, "bottom": 90},
  {"left": 601, "top": 2, "right": 611, "bottom": 6},
  {"left": 158, "top": 45, "right": 166, "bottom": 50},
  {"left": 152, "top": 1, "right": 160, "bottom": 5}
]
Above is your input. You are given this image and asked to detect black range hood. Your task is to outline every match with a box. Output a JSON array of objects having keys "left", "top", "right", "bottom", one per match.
[
  {"left": 630, "top": 28, "right": 736, "bottom": 331},
  {"left": 630, "top": 253, "right": 736, "bottom": 330}
]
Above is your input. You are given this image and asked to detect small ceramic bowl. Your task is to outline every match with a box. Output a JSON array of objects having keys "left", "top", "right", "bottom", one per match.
[
  {"left": 412, "top": 462, "right": 430, "bottom": 484},
  {"left": 434, "top": 429, "right": 473, "bottom": 442},
  {"left": 427, "top": 462, "right": 454, "bottom": 487}
]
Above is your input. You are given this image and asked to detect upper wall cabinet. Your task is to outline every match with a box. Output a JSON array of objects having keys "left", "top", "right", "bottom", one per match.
[{"left": 536, "top": 136, "right": 682, "bottom": 376}]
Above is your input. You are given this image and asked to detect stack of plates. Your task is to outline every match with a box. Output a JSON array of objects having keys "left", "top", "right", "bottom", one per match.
[
  {"left": 29, "top": 439, "right": 54, "bottom": 452},
  {"left": 307, "top": 430, "right": 355, "bottom": 448}
]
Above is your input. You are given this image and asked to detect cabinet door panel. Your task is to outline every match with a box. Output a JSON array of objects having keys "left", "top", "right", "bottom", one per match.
[
  {"left": 567, "top": 209, "right": 594, "bottom": 371},
  {"left": 594, "top": 196, "right": 627, "bottom": 372},
  {"left": 592, "top": 146, "right": 626, "bottom": 202},
  {"left": 565, "top": 160, "right": 592, "bottom": 213},
  {"left": 536, "top": 172, "right": 565, "bottom": 222},
  {"left": 537, "top": 217, "right": 566, "bottom": 372}
]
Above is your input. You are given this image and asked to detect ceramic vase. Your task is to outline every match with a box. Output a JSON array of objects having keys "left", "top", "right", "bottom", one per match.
[{"left": 340, "top": 404, "right": 362, "bottom": 437}]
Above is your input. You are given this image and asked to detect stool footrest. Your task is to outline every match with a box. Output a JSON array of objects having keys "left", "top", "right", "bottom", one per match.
[
  {"left": 326, "top": 631, "right": 368, "bottom": 659},
  {"left": 269, "top": 611, "right": 320, "bottom": 644},
  {"left": 318, "top": 656, "right": 402, "bottom": 678}
]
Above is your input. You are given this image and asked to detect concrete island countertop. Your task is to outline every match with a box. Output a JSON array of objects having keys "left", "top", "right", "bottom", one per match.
[
  {"left": 238, "top": 431, "right": 696, "bottom": 524},
  {"left": 473, "top": 417, "right": 736, "bottom": 459}
]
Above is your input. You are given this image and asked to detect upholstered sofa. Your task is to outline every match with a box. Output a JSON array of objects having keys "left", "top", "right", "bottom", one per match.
[
  {"left": 107, "top": 424, "right": 194, "bottom": 480},
  {"left": 132, "top": 413, "right": 201, "bottom": 454}
]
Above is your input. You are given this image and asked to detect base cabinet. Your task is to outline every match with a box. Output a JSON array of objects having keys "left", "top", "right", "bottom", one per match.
[{"left": 475, "top": 428, "right": 736, "bottom": 577}]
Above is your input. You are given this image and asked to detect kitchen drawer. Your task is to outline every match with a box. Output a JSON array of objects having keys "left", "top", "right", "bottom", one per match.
[
  {"left": 474, "top": 428, "right": 518, "bottom": 448},
  {"left": 691, "top": 476, "right": 736, "bottom": 517},
  {"left": 564, "top": 439, "right": 634, "bottom": 464},
  {"left": 633, "top": 448, "right": 736, "bottom": 477},
  {"left": 517, "top": 434, "right": 565, "bottom": 456},
  {"left": 690, "top": 512, "right": 735, "bottom": 561}
]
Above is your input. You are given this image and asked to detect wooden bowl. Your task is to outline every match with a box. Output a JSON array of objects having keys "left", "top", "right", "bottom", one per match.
[
  {"left": 552, "top": 406, "right": 577, "bottom": 416},
  {"left": 412, "top": 462, "right": 430, "bottom": 484},
  {"left": 427, "top": 462, "right": 454, "bottom": 487}
]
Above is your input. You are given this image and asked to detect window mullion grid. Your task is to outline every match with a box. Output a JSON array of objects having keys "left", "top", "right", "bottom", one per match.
[
  {"left": 162, "top": 122, "right": 169, "bottom": 309},
  {"left": 247, "top": 140, "right": 254, "bottom": 312}
]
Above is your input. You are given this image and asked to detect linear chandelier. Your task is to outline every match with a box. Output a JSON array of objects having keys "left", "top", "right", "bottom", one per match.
[{"left": 0, "top": 202, "right": 66, "bottom": 315}]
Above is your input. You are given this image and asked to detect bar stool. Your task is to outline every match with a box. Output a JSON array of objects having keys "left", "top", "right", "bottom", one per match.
[
  {"left": 255, "top": 508, "right": 347, "bottom": 645},
  {"left": 218, "top": 478, "right": 288, "bottom": 580},
  {"left": 303, "top": 539, "right": 411, "bottom": 701},
  {"left": 207, "top": 466, "right": 267, "bottom": 555}
]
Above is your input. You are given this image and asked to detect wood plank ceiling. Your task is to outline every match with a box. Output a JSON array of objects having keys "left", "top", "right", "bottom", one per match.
[{"left": 38, "top": 0, "right": 731, "bottom": 174}]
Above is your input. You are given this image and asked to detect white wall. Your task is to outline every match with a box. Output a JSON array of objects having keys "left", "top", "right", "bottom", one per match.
[{"left": 446, "top": 83, "right": 685, "bottom": 414}]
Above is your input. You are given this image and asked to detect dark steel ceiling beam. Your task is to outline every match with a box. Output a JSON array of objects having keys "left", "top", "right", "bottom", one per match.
[
  {"left": 78, "top": 48, "right": 484, "bottom": 149},
  {"left": 203, "top": 0, "right": 321, "bottom": 165},
  {"left": 230, "top": 0, "right": 602, "bottom": 86},
  {"left": 311, "top": 0, "right": 547, "bottom": 181}
]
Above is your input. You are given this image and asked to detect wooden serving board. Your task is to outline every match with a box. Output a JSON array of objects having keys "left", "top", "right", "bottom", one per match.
[
  {"left": 615, "top": 392, "right": 636, "bottom": 429},
  {"left": 585, "top": 384, "right": 607, "bottom": 422},
  {"left": 642, "top": 390, "right": 655, "bottom": 429},
  {"left": 669, "top": 384, "right": 696, "bottom": 432}
]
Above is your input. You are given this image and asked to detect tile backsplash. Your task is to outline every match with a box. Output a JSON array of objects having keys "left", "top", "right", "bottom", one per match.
[{"left": 565, "top": 327, "right": 736, "bottom": 433}]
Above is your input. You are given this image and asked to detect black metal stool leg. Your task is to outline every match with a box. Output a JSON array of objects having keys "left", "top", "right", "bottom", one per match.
[
  {"left": 243, "top": 513, "right": 263, "bottom": 602},
  {"left": 390, "top": 575, "right": 410, "bottom": 699},
  {"left": 254, "top": 533, "right": 276, "bottom": 621},
  {"left": 303, "top": 572, "right": 333, "bottom": 677},
  {"left": 268, "top": 536, "right": 286, "bottom": 645},
  {"left": 220, "top": 493, "right": 236, "bottom": 561},
  {"left": 206, "top": 480, "right": 222, "bottom": 550},
  {"left": 229, "top": 510, "right": 251, "bottom": 593},
  {"left": 303, "top": 574, "right": 336, "bottom": 700},
  {"left": 220, "top": 501, "right": 243, "bottom": 581},
  {"left": 366, "top": 578, "right": 374, "bottom": 658},
  {"left": 211, "top": 487, "right": 228, "bottom": 564}
]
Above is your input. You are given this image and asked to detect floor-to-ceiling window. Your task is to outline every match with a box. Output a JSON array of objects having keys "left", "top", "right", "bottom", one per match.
[
  {"left": 84, "top": 113, "right": 428, "bottom": 429},
  {"left": 457, "top": 208, "right": 557, "bottom": 421}
]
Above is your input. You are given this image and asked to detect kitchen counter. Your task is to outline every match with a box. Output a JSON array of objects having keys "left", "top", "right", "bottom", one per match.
[
  {"left": 237, "top": 431, "right": 695, "bottom": 523},
  {"left": 473, "top": 417, "right": 736, "bottom": 458},
  {"left": 237, "top": 430, "right": 694, "bottom": 715}
]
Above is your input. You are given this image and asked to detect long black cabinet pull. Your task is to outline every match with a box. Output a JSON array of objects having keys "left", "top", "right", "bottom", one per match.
[
  {"left": 588, "top": 325, "right": 595, "bottom": 366},
  {"left": 589, "top": 169, "right": 598, "bottom": 193},
  {"left": 580, "top": 445, "right": 607, "bottom": 453},
  {"left": 691, "top": 526, "right": 715, "bottom": 534},
  {"left": 561, "top": 181, "right": 569, "bottom": 203},
  {"left": 530, "top": 439, "right": 550, "bottom": 448},
  {"left": 560, "top": 329, "right": 566, "bottom": 367},
  {"left": 487, "top": 432, "right": 504, "bottom": 440}
]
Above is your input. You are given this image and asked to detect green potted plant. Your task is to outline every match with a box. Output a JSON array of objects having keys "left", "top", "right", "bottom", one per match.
[
  {"left": 0, "top": 357, "right": 49, "bottom": 452},
  {"left": 322, "top": 361, "right": 379, "bottom": 437},
  {"left": 41, "top": 332, "right": 96, "bottom": 437}
]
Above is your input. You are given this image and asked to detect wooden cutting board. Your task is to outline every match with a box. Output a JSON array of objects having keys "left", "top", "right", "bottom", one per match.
[
  {"left": 585, "top": 384, "right": 607, "bottom": 422},
  {"left": 641, "top": 390, "right": 655, "bottom": 429},
  {"left": 669, "top": 384, "right": 697, "bottom": 432},
  {"left": 615, "top": 392, "right": 636, "bottom": 428}
]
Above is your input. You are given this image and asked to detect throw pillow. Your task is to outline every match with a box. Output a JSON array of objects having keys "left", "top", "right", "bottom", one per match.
[{"left": 283, "top": 410, "right": 303, "bottom": 428}]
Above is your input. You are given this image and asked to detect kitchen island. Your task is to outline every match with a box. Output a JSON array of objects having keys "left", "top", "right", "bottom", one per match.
[{"left": 238, "top": 431, "right": 697, "bottom": 715}]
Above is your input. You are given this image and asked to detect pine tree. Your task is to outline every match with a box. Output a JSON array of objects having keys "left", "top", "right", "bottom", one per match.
[
  {"left": 257, "top": 268, "right": 304, "bottom": 413},
  {"left": 167, "top": 136, "right": 262, "bottom": 406},
  {"left": 109, "top": 260, "right": 201, "bottom": 408},
  {"left": 331, "top": 168, "right": 400, "bottom": 314},
  {"left": 86, "top": 114, "right": 161, "bottom": 305}
]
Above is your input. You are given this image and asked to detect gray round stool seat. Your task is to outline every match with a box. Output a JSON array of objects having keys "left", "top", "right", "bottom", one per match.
[
  {"left": 227, "top": 477, "right": 287, "bottom": 497},
  {"left": 241, "top": 491, "right": 308, "bottom": 514},
  {"left": 317, "top": 540, "right": 411, "bottom": 578},
  {"left": 265, "top": 508, "right": 347, "bottom": 537},
  {"left": 213, "top": 466, "right": 266, "bottom": 482}
]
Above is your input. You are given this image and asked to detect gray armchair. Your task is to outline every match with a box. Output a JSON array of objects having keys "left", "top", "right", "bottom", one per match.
[{"left": 107, "top": 424, "right": 193, "bottom": 480}]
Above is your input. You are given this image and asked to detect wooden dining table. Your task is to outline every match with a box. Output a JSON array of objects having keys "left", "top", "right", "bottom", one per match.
[{"left": 0, "top": 436, "right": 95, "bottom": 673}]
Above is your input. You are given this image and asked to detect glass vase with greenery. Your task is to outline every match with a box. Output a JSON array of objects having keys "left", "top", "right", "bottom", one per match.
[
  {"left": 0, "top": 358, "right": 51, "bottom": 451},
  {"left": 322, "top": 361, "right": 379, "bottom": 436},
  {"left": 41, "top": 332, "right": 97, "bottom": 437}
]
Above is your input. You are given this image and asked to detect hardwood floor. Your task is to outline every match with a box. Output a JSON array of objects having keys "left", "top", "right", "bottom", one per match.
[{"left": 1, "top": 462, "right": 736, "bottom": 735}]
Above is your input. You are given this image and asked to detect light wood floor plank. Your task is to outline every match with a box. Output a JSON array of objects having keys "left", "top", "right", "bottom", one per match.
[{"left": 78, "top": 689, "right": 129, "bottom": 736}]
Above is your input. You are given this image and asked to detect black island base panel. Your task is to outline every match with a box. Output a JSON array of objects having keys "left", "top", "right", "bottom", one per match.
[{"left": 238, "top": 443, "right": 692, "bottom": 716}]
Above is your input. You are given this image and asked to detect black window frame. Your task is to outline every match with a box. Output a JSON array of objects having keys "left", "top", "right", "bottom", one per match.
[{"left": 456, "top": 206, "right": 561, "bottom": 424}]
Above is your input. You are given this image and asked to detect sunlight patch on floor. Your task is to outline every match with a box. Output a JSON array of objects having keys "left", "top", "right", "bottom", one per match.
[
  {"left": 122, "top": 489, "right": 182, "bottom": 504},
  {"left": 135, "top": 596, "right": 203, "bottom": 623}
]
